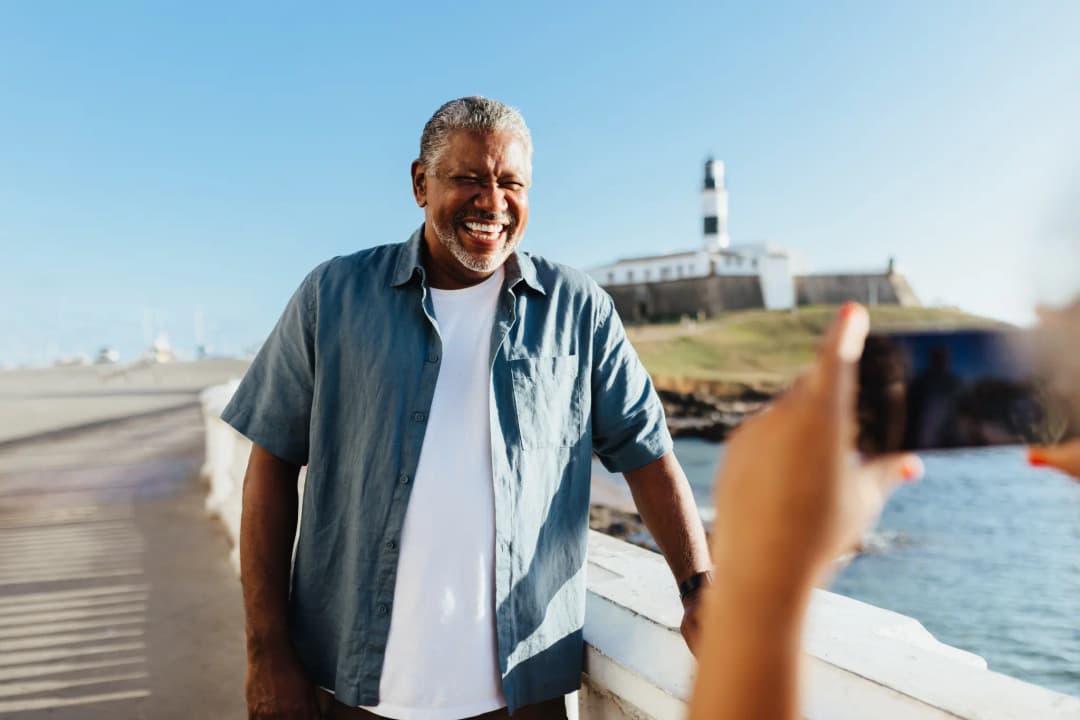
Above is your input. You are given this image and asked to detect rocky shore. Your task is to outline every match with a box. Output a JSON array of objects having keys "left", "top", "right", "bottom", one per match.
[
  {"left": 656, "top": 381, "right": 778, "bottom": 442},
  {"left": 589, "top": 505, "right": 659, "bottom": 553}
]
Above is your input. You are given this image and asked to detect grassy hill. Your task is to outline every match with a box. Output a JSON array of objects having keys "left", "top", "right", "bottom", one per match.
[{"left": 628, "top": 305, "right": 1007, "bottom": 392}]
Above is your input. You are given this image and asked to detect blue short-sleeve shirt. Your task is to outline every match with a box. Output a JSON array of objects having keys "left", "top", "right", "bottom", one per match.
[{"left": 221, "top": 227, "right": 671, "bottom": 712}]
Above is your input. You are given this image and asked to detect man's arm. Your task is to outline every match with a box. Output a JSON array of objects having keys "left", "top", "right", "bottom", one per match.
[
  {"left": 623, "top": 451, "right": 712, "bottom": 652},
  {"left": 240, "top": 443, "right": 319, "bottom": 719}
]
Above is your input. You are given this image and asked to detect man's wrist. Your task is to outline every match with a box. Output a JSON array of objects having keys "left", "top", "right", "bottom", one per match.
[{"left": 245, "top": 627, "right": 295, "bottom": 662}]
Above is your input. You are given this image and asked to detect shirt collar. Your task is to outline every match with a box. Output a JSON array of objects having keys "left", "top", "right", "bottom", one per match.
[
  {"left": 389, "top": 225, "right": 546, "bottom": 296},
  {"left": 389, "top": 226, "right": 427, "bottom": 288}
]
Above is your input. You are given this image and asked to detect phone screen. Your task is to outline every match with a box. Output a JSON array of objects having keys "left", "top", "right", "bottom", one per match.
[{"left": 857, "top": 328, "right": 1067, "bottom": 454}]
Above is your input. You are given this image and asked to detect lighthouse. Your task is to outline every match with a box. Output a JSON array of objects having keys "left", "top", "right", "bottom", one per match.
[{"left": 702, "top": 157, "right": 730, "bottom": 251}]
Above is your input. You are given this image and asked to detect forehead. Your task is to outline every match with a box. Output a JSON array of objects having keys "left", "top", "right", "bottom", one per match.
[{"left": 441, "top": 130, "right": 530, "bottom": 175}]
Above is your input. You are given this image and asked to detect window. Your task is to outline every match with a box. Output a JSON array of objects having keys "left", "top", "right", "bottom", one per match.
[
  {"left": 676, "top": 266, "right": 683, "bottom": 278},
  {"left": 627, "top": 270, "right": 634, "bottom": 282},
  {"left": 751, "top": 258, "right": 758, "bottom": 269},
  {"left": 644, "top": 269, "right": 651, "bottom": 280},
  {"left": 607, "top": 272, "right": 615, "bottom": 283},
  {"left": 660, "top": 267, "right": 671, "bottom": 279}
]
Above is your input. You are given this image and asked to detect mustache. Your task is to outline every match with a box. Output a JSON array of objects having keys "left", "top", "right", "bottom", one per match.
[{"left": 454, "top": 210, "right": 515, "bottom": 226}]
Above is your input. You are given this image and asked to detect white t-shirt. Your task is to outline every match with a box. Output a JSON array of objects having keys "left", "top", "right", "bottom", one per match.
[{"left": 362, "top": 267, "right": 506, "bottom": 720}]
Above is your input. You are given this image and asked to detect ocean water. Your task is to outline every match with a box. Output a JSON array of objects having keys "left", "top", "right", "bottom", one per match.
[{"left": 672, "top": 438, "right": 1080, "bottom": 698}]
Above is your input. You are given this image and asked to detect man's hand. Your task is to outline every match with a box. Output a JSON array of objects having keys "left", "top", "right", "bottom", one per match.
[
  {"left": 245, "top": 647, "right": 320, "bottom": 719},
  {"left": 680, "top": 589, "right": 705, "bottom": 655}
]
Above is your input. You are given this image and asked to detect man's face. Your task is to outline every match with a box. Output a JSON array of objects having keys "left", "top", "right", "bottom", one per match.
[{"left": 412, "top": 129, "right": 531, "bottom": 286}]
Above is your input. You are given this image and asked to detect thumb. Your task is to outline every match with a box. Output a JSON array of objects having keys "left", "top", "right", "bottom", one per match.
[{"left": 813, "top": 303, "right": 870, "bottom": 420}]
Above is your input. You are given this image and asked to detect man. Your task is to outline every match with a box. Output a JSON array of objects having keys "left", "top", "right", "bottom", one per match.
[{"left": 224, "top": 96, "right": 711, "bottom": 720}]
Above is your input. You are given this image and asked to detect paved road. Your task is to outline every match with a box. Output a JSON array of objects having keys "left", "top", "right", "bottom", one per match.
[{"left": 0, "top": 406, "right": 247, "bottom": 718}]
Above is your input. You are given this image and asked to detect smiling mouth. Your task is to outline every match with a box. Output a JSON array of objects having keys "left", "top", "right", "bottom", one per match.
[{"left": 459, "top": 219, "right": 509, "bottom": 246}]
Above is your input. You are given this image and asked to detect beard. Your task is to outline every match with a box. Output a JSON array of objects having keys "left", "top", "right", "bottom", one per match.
[{"left": 431, "top": 210, "right": 520, "bottom": 273}]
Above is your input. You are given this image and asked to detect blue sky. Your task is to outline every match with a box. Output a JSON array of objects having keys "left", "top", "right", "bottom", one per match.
[{"left": 2, "top": 1, "right": 1078, "bottom": 365}]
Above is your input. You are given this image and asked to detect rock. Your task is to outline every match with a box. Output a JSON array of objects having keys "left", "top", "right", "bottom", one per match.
[
  {"left": 658, "top": 386, "right": 774, "bottom": 441},
  {"left": 589, "top": 505, "right": 659, "bottom": 553}
]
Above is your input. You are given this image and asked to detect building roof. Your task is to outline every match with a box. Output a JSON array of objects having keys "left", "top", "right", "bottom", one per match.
[{"left": 607, "top": 249, "right": 704, "bottom": 264}]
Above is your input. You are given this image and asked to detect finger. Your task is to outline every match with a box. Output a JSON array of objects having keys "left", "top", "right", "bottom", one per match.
[
  {"left": 812, "top": 303, "right": 870, "bottom": 422},
  {"left": 858, "top": 452, "right": 923, "bottom": 497},
  {"left": 1029, "top": 440, "right": 1080, "bottom": 479}
]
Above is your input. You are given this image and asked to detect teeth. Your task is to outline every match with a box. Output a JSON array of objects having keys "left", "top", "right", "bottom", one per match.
[{"left": 464, "top": 221, "right": 504, "bottom": 233}]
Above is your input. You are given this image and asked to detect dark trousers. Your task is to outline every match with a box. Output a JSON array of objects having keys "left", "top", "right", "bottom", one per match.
[{"left": 315, "top": 688, "right": 568, "bottom": 720}]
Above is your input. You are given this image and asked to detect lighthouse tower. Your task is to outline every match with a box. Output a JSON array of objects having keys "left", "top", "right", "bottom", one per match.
[{"left": 702, "top": 157, "right": 730, "bottom": 251}]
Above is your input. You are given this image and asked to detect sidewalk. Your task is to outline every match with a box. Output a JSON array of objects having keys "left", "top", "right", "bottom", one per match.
[
  {"left": 0, "top": 405, "right": 247, "bottom": 719},
  {"left": 0, "top": 359, "right": 249, "bottom": 445}
]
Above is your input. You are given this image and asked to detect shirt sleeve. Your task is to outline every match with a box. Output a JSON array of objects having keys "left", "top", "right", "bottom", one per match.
[
  {"left": 590, "top": 293, "right": 673, "bottom": 473},
  {"left": 220, "top": 271, "right": 317, "bottom": 467}
]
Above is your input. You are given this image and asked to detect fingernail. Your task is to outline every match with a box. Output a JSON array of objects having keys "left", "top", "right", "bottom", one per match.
[
  {"left": 838, "top": 304, "right": 869, "bottom": 362},
  {"left": 901, "top": 458, "right": 923, "bottom": 482},
  {"left": 1028, "top": 448, "right": 1049, "bottom": 467}
]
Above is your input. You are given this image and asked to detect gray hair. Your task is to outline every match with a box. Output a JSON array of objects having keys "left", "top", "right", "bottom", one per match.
[{"left": 419, "top": 96, "right": 533, "bottom": 175}]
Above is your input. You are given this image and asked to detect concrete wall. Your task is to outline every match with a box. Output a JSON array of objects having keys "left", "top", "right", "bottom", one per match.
[
  {"left": 606, "top": 275, "right": 765, "bottom": 323},
  {"left": 200, "top": 384, "right": 1078, "bottom": 720},
  {"left": 581, "top": 532, "right": 1080, "bottom": 720},
  {"left": 795, "top": 273, "right": 920, "bottom": 307}
]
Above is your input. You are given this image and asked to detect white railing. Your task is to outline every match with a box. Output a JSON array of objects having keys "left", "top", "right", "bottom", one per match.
[{"left": 199, "top": 383, "right": 1080, "bottom": 720}]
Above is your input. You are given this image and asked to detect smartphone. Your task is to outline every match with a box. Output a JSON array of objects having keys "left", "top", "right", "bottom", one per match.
[{"left": 856, "top": 328, "right": 1069, "bottom": 454}]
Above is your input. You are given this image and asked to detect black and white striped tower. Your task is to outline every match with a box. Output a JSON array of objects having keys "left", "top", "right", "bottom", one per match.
[{"left": 702, "top": 157, "right": 730, "bottom": 251}]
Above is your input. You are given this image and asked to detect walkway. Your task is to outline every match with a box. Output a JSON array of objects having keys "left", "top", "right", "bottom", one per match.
[{"left": 0, "top": 405, "right": 247, "bottom": 718}]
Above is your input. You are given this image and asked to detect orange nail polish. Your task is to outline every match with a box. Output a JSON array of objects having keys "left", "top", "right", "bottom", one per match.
[
  {"left": 840, "top": 303, "right": 857, "bottom": 319},
  {"left": 1028, "top": 449, "right": 1048, "bottom": 467},
  {"left": 901, "top": 461, "right": 920, "bottom": 482}
]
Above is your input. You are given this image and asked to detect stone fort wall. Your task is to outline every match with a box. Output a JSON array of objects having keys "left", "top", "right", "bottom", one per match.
[
  {"left": 604, "top": 276, "right": 763, "bottom": 323},
  {"left": 605, "top": 272, "right": 918, "bottom": 323}
]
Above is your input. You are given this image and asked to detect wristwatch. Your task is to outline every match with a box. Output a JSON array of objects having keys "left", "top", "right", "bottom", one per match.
[{"left": 678, "top": 570, "right": 714, "bottom": 601}]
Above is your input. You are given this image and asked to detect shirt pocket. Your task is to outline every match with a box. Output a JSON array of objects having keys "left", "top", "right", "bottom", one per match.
[{"left": 509, "top": 354, "right": 585, "bottom": 450}]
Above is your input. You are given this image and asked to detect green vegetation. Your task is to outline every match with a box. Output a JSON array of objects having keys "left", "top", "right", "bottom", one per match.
[{"left": 629, "top": 305, "right": 1007, "bottom": 388}]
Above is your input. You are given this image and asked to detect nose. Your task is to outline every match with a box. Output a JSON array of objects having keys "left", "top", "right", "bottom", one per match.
[{"left": 473, "top": 181, "right": 508, "bottom": 213}]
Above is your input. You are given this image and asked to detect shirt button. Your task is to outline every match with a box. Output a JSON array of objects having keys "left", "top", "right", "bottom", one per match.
[
  {"left": 398, "top": 473, "right": 410, "bottom": 485},
  {"left": 412, "top": 412, "right": 427, "bottom": 422},
  {"left": 385, "top": 540, "right": 397, "bottom": 551},
  {"left": 426, "top": 352, "right": 439, "bottom": 363},
  {"left": 376, "top": 603, "right": 389, "bottom": 617}
]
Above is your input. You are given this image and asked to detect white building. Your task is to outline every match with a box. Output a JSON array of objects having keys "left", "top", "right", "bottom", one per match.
[{"left": 588, "top": 158, "right": 796, "bottom": 311}]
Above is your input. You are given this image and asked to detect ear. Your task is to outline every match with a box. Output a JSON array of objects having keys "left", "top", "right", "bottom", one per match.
[{"left": 411, "top": 160, "right": 427, "bottom": 208}]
